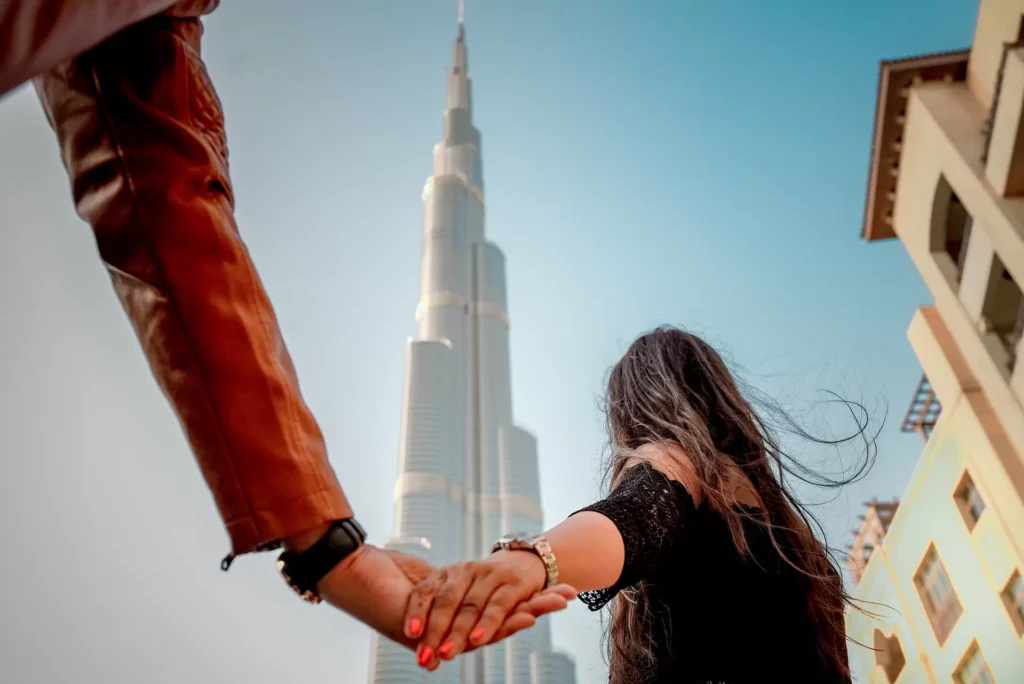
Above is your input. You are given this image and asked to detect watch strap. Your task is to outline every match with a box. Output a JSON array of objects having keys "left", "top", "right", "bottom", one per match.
[
  {"left": 277, "top": 518, "right": 366, "bottom": 603},
  {"left": 492, "top": 534, "right": 559, "bottom": 589},
  {"left": 529, "top": 535, "right": 559, "bottom": 589}
]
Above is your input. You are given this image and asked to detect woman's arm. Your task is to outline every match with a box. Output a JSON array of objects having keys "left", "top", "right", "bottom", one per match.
[
  {"left": 404, "top": 462, "right": 690, "bottom": 670},
  {"left": 541, "top": 510, "right": 626, "bottom": 593}
]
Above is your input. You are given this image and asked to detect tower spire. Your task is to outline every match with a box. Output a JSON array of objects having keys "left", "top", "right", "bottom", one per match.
[{"left": 453, "top": 0, "right": 467, "bottom": 72}]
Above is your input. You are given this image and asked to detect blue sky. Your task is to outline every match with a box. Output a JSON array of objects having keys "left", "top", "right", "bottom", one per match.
[{"left": 0, "top": 1, "right": 978, "bottom": 681}]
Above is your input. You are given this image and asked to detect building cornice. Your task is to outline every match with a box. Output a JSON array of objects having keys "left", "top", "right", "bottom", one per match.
[
  {"left": 394, "top": 472, "right": 543, "bottom": 522},
  {"left": 415, "top": 290, "right": 510, "bottom": 327},
  {"left": 862, "top": 49, "right": 970, "bottom": 242}
]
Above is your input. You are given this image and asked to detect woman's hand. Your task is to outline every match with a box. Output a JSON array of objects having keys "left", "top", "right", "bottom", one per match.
[{"left": 402, "top": 551, "right": 576, "bottom": 670}]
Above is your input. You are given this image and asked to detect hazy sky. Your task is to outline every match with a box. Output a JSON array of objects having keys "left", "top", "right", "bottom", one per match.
[{"left": 0, "top": 1, "right": 978, "bottom": 682}]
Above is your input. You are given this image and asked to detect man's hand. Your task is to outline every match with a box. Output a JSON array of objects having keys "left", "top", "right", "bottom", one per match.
[
  {"left": 313, "top": 545, "right": 426, "bottom": 647},
  {"left": 313, "top": 545, "right": 573, "bottom": 650}
]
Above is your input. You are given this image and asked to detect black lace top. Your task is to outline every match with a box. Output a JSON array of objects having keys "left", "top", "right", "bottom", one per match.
[{"left": 575, "top": 464, "right": 849, "bottom": 684}]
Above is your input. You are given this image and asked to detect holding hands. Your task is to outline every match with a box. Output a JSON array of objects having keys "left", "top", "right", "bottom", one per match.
[
  {"left": 306, "top": 543, "right": 571, "bottom": 651},
  {"left": 402, "top": 549, "right": 576, "bottom": 671}
]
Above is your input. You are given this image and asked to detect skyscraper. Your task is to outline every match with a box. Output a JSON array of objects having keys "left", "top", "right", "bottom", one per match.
[{"left": 367, "top": 12, "right": 578, "bottom": 684}]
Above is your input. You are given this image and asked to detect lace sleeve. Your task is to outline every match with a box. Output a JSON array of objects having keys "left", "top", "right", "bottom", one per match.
[{"left": 571, "top": 463, "right": 694, "bottom": 611}]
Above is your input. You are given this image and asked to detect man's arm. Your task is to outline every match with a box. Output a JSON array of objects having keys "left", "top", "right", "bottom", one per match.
[
  {"left": 34, "top": 11, "right": 351, "bottom": 565},
  {"left": 0, "top": 0, "right": 211, "bottom": 97}
]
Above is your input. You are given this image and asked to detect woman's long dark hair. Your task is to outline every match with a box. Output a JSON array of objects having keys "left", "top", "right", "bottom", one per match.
[{"left": 601, "top": 327, "right": 878, "bottom": 681}]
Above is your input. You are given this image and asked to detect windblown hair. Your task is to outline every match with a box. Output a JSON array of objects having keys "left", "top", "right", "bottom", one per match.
[{"left": 601, "top": 326, "right": 877, "bottom": 682}]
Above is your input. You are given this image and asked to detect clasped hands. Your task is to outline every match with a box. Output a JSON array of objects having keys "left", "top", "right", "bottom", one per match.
[
  {"left": 403, "top": 548, "right": 575, "bottom": 671},
  {"left": 313, "top": 544, "right": 575, "bottom": 668}
]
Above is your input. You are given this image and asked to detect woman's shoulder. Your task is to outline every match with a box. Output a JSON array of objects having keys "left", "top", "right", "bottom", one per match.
[
  {"left": 619, "top": 443, "right": 702, "bottom": 502},
  {"left": 614, "top": 462, "right": 699, "bottom": 515}
]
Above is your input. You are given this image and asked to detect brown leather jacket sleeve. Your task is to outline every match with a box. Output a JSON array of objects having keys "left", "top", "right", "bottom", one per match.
[
  {"left": 0, "top": 0, "right": 203, "bottom": 96},
  {"left": 31, "top": 12, "right": 352, "bottom": 558}
]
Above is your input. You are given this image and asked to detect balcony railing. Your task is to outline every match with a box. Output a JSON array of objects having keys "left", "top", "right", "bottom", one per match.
[{"left": 901, "top": 375, "right": 942, "bottom": 440}]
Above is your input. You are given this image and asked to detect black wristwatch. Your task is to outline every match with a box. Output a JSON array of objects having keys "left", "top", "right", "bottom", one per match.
[{"left": 276, "top": 518, "right": 367, "bottom": 604}]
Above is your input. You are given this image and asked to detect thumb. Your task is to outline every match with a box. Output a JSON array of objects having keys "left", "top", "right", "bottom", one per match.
[{"left": 380, "top": 549, "right": 434, "bottom": 584}]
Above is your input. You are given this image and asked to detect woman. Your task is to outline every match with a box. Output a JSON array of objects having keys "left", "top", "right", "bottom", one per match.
[{"left": 403, "top": 327, "right": 871, "bottom": 682}]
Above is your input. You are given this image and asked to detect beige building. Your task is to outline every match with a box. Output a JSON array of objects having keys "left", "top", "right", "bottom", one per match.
[{"left": 845, "top": 0, "right": 1024, "bottom": 681}]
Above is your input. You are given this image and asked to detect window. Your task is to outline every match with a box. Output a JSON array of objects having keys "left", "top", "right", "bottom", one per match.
[
  {"left": 872, "top": 629, "right": 906, "bottom": 683},
  {"left": 1002, "top": 570, "right": 1024, "bottom": 636},
  {"left": 914, "top": 544, "right": 962, "bottom": 645},
  {"left": 945, "top": 192, "right": 973, "bottom": 281},
  {"left": 953, "top": 471, "right": 986, "bottom": 531},
  {"left": 953, "top": 641, "right": 994, "bottom": 684},
  {"left": 930, "top": 177, "right": 974, "bottom": 287},
  {"left": 980, "top": 256, "right": 1024, "bottom": 371}
]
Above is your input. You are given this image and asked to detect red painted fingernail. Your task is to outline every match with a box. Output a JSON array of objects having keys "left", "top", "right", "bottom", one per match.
[
  {"left": 417, "top": 646, "right": 433, "bottom": 667},
  {"left": 439, "top": 641, "right": 454, "bottom": 658},
  {"left": 408, "top": 618, "right": 423, "bottom": 637},
  {"left": 470, "top": 628, "right": 486, "bottom": 644}
]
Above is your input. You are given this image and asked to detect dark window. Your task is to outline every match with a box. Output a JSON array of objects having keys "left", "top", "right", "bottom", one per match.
[
  {"left": 953, "top": 471, "right": 986, "bottom": 531},
  {"left": 1002, "top": 570, "right": 1024, "bottom": 637},
  {"left": 945, "top": 191, "right": 973, "bottom": 282},
  {"left": 980, "top": 258, "right": 1024, "bottom": 371},
  {"left": 931, "top": 177, "right": 974, "bottom": 287}
]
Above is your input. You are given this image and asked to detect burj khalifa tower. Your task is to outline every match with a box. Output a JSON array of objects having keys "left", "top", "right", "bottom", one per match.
[{"left": 366, "top": 10, "right": 578, "bottom": 684}]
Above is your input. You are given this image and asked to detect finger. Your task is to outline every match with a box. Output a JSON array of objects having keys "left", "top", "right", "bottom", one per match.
[
  {"left": 518, "top": 586, "right": 576, "bottom": 617},
  {"left": 459, "top": 606, "right": 536, "bottom": 656},
  {"left": 418, "top": 564, "right": 475, "bottom": 663},
  {"left": 462, "top": 588, "right": 574, "bottom": 654},
  {"left": 404, "top": 567, "right": 448, "bottom": 640},
  {"left": 434, "top": 584, "right": 575, "bottom": 658},
  {"left": 550, "top": 584, "right": 578, "bottom": 601},
  {"left": 463, "top": 597, "right": 543, "bottom": 654},
  {"left": 466, "top": 585, "right": 529, "bottom": 648},
  {"left": 433, "top": 571, "right": 506, "bottom": 663},
  {"left": 519, "top": 592, "right": 569, "bottom": 619}
]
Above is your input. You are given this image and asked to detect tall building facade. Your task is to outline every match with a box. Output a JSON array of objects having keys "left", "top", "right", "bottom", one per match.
[
  {"left": 846, "top": 0, "right": 1024, "bottom": 681},
  {"left": 367, "top": 17, "right": 578, "bottom": 684}
]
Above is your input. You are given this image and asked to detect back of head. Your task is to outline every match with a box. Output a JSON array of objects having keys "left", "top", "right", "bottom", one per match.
[
  {"left": 602, "top": 326, "right": 857, "bottom": 681},
  {"left": 605, "top": 327, "right": 763, "bottom": 487}
]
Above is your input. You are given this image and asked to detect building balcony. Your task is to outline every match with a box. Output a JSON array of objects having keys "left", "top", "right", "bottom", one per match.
[
  {"left": 900, "top": 374, "right": 942, "bottom": 441},
  {"left": 846, "top": 498, "right": 900, "bottom": 583}
]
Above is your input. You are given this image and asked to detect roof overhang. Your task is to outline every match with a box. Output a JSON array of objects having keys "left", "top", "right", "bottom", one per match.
[{"left": 861, "top": 50, "right": 970, "bottom": 242}]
